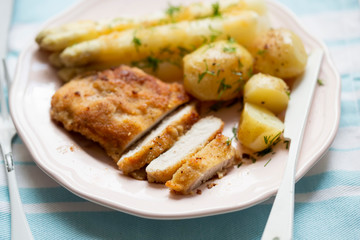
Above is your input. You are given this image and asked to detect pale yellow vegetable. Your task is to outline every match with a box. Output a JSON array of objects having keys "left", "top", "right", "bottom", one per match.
[
  {"left": 244, "top": 73, "right": 289, "bottom": 114},
  {"left": 59, "top": 11, "right": 268, "bottom": 67},
  {"left": 36, "top": 0, "right": 267, "bottom": 51},
  {"left": 250, "top": 28, "right": 308, "bottom": 79},
  {"left": 238, "top": 102, "right": 284, "bottom": 152},
  {"left": 183, "top": 40, "right": 253, "bottom": 101},
  {"left": 57, "top": 57, "right": 184, "bottom": 82}
]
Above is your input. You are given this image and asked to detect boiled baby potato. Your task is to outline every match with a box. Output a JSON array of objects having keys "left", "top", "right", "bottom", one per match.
[
  {"left": 244, "top": 73, "right": 289, "bottom": 114},
  {"left": 183, "top": 40, "right": 253, "bottom": 101},
  {"left": 250, "top": 28, "right": 307, "bottom": 79},
  {"left": 238, "top": 102, "right": 284, "bottom": 152}
]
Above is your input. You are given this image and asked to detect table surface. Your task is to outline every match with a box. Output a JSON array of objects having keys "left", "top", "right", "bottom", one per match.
[{"left": 1, "top": 0, "right": 360, "bottom": 239}]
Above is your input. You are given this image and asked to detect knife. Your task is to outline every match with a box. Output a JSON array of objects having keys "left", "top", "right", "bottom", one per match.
[{"left": 261, "top": 48, "right": 324, "bottom": 240}]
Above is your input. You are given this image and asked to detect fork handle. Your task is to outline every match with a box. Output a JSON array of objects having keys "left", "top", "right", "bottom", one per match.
[{"left": 5, "top": 153, "right": 34, "bottom": 240}]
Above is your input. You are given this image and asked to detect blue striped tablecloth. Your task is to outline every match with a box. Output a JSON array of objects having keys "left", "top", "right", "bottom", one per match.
[{"left": 1, "top": 0, "right": 360, "bottom": 239}]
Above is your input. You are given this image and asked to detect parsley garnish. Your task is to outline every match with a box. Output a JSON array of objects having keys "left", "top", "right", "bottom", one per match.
[
  {"left": 132, "top": 56, "right": 161, "bottom": 72},
  {"left": 317, "top": 79, "right": 324, "bottom": 86},
  {"left": 208, "top": 25, "right": 222, "bottom": 42},
  {"left": 217, "top": 78, "right": 232, "bottom": 98},
  {"left": 177, "top": 46, "right": 190, "bottom": 57},
  {"left": 256, "top": 147, "right": 272, "bottom": 157},
  {"left": 237, "top": 162, "right": 243, "bottom": 168},
  {"left": 284, "top": 140, "right": 290, "bottom": 149},
  {"left": 212, "top": 2, "right": 221, "bottom": 17}
]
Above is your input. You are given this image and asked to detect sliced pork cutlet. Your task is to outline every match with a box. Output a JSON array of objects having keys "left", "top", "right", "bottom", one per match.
[
  {"left": 166, "top": 134, "right": 235, "bottom": 194},
  {"left": 50, "top": 65, "right": 189, "bottom": 162},
  {"left": 118, "top": 104, "right": 199, "bottom": 175},
  {"left": 146, "top": 116, "right": 224, "bottom": 183}
]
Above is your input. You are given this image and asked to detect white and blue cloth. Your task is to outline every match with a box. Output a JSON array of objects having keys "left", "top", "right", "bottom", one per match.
[{"left": 1, "top": 0, "right": 360, "bottom": 239}]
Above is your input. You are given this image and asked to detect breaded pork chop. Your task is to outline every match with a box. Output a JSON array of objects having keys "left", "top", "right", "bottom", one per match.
[
  {"left": 50, "top": 65, "right": 189, "bottom": 162},
  {"left": 165, "top": 134, "right": 235, "bottom": 194}
]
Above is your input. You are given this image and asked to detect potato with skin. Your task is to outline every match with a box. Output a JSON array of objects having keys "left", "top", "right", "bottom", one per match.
[
  {"left": 244, "top": 73, "right": 289, "bottom": 114},
  {"left": 238, "top": 102, "right": 284, "bottom": 152},
  {"left": 183, "top": 40, "right": 253, "bottom": 101},
  {"left": 250, "top": 28, "right": 308, "bottom": 79}
]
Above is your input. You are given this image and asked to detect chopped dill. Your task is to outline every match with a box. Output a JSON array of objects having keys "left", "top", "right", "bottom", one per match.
[
  {"left": 198, "top": 60, "right": 215, "bottom": 83},
  {"left": 257, "top": 49, "right": 267, "bottom": 55},
  {"left": 264, "top": 158, "right": 272, "bottom": 167},
  {"left": 165, "top": 4, "right": 181, "bottom": 18},
  {"left": 223, "top": 46, "right": 236, "bottom": 53},
  {"left": 212, "top": 2, "right": 221, "bottom": 17},
  {"left": 284, "top": 140, "right": 290, "bottom": 149},
  {"left": 217, "top": 78, "right": 232, "bottom": 98},
  {"left": 237, "top": 162, "right": 243, "bottom": 168},
  {"left": 132, "top": 35, "right": 141, "bottom": 51},
  {"left": 317, "top": 79, "right": 324, "bottom": 86},
  {"left": 227, "top": 36, "right": 236, "bottom": 43}
]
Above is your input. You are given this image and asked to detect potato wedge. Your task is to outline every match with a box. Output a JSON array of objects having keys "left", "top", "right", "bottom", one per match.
[
  {"left": 36, "top": 0, "right": 267, "bottom": 51},
  {"left": 244, "top": 73, "right": 289, "bottom": 114},
  {"left": 250, "top": 28, "right": 308, "bottom": 79},
  {"left": 238, "top": 102, "right": 284, "bottom": 152},
  {"left": 183, "top": 40, "right": 253, "bottom": 101},
  {"left": 59, "top": 11, "right": 268, "bottom": 67}
]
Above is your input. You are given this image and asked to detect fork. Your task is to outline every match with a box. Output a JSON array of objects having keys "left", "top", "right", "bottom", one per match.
[{"left": 1, "top": 59, "right": 33, "bottom": 240}]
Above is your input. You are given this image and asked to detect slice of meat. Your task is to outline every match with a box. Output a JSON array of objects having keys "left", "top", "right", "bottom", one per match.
[
  {"left": 146, "top": 116, "right": 224, "bottom": 183},
  {"left": 50, "top": 65, "right": 189, "bottom": 162},
  {"left": 165, "top": 134, "right": 235, "bottom": 194},
  {"left": 118, "top": 104, "right": 199, "bottom": 175}
]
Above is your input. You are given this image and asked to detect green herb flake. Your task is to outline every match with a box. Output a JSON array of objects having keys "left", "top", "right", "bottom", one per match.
[
  {"left": 165, "top": 4, "right": 181, "bottom": 18},
  {"left": 209, "top": 101, "right": 223, "bottom": 112},
  {"left": 217, "top": 78, "right": 232, "bottom": 98},
  {"left": 227, "top": 36, "right": 236, "bottom": 43},
  {"left": 212, "top": 2, "right": 221, "bottom": 17},
  {"left": 256, "top": 147, "right": 273, "bottom": 157},
  {"left": 237, "top": 162, "right": 243, "bottom": 168},
  {"left": 257, "top": 49, "right": 267, "bottom": 55},
  {"left": 284, "top": 140, "right": 290, "bottom": 149},
  {"left": 317, "top": 79, "right": 324, "bottom": 86},
  {"left": 223, "top": 46, "right": 236, "bottom": 53},
  {"left": 198, "top": 61, "right": 215, "bottom": 83},
  {"left": 132, "top": 35, "right": 141, "bottom": 51},
  {"left": 252, "top": 157, "right": 257, "bottom": 163},
  {"left": 264, "top": 158, "right": 272, "bottom": 167}
]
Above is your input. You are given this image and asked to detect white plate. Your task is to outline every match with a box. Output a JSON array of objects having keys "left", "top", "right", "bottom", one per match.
[{"left": 10, "top": 0, "right": 340, "bottom": 219}]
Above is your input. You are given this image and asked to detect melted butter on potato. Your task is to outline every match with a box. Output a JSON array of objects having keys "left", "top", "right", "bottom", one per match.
[
  {"left": 183, "top": 40, "right": 253, "bottom": 101},
  {"left": 244, "top": 73, "right": 290, "bottom": 114},
  {"left": 250, "top": 28, "right": 308, "bottom": 79},
  {"left": 238, "top": 102, "right": 284, "bottom": 152}
]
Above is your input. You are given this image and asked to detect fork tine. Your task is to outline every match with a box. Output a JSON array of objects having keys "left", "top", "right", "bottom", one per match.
[{"left": 0, "top": 61, "right": 9, "bottom": 118}]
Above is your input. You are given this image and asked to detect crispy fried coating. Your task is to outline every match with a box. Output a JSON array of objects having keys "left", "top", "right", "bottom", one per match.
[{"left": 50, "top": 65, "right": 189, "bottom": 162}]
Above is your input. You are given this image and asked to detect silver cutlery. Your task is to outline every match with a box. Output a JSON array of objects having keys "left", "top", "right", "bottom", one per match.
[
  {"left": 1, "top": 59, "right": 34, "bottom": 239},
  {"left": 261, "top": 49, "right": 324, "bottom": 239}
]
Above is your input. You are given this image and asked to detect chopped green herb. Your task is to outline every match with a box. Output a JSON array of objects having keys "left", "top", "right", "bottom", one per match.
[
  {"left": 227, "top": 36, "right": 236, "bottom": 43},
  {"left": 209, "top": 101, "right": 223, "bottom": 112},
  {"left": 132, "top": 35, "right": 141, "bottom": 51},
  {"left": 132, "top": 56, "right": 161, "bottom": 72},
  {"left": 177, "top": 46, "right": 190, "bottom": 57},
  {"left": 284, "top": 140, "right": 290, "bottom": 149},
  {"left": 198, "top": 61, "right": 215, "bottom": 83},
  {"left": 217, "top": 78, "right": 232, "bottom": 98},
  {"left": 226, "top": 138, "right": 232, "bottom": 146},
  {"left": 208, "top": 25, "right": 222, "bottom": 42},
  {"left": 223, "top": 46, "right": 236, "bottom": 53},
  {"left": 237, "top": 58, "right": 243, "bottom": 68},
  {"left": 212, "top": 2, "right": 221, "bottom": 17},
  {"left": 317, "top": 79, "right": 324, "bottom": 86},
  {"left": 256, "top": 147, "right": 273, "bottom": 157},
  {"left": 269, "top": 132, "right": 282, "bottom": 145},
  {"left": 286, "top": 90, "right": 291, "bottom": 98},
  {"left": 264, "top": 135, "right": 270, "bottom": 145},
  {"left": 237, "top": 162, "right": 243, "bottom": 168},
  {"left": 247, "top": 67, "right": 253, "bottom": 78},
  {"left": 257, "top": 49, "right": 267, "bottom": 55},
  {"left": 264, "top": 158, "right": 272, "bottom": 167},
  {"left": 252, "top": 157, "right": 257, "bottom": 163},
  {"left": 165, "top": 4, "right": 181, "bottom": 18}
]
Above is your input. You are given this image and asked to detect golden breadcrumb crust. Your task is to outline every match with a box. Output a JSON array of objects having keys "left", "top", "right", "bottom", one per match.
[
  {"left": 118, "top": 105, "right": 199, "bottom": 174},
  {"left": 166, "top": 134, "right": 235, "bottom": 194},
  {"left": 50, "top": 65, "right": 189, "bottom": 162}
]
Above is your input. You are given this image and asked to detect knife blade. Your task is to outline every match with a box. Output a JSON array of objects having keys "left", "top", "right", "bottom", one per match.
[{"left": 262, "top": 48, "right": 324, "bottom": 240}]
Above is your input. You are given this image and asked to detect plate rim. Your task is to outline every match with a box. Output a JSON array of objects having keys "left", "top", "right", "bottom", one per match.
[{"left": 10, "top": 0, "right": 341, "bottom": 219}]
